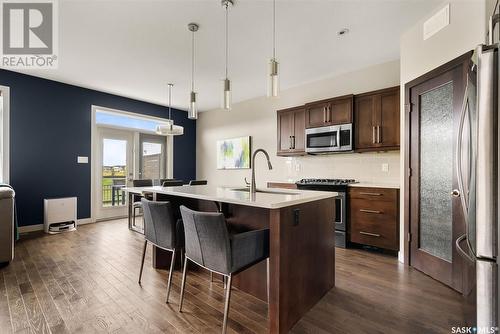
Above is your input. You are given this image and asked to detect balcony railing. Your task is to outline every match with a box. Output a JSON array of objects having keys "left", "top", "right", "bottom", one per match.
[{"left": 102, "top": 177, "right": 126, "bottom": 207}]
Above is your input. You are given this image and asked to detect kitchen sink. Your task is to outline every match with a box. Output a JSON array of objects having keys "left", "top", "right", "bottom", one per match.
[{"left": 229, "top": 188, "right": 299, "bottom": 195}]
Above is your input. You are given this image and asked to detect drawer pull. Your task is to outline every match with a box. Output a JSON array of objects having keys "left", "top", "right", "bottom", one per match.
[
  {"left": 359, "top": 209, "right": 382, "bottom": 214},
  {"left": 360, "top": 231, "right": 381, "bottom": 237},
  {"left": 359, "top": 192, "right": 382, "bottom": 196}
]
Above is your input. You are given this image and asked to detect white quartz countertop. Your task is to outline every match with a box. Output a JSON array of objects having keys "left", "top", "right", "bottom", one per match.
[
  {"left": 348, "top": 182, "right": 400, "bottom": 189},
  {"left": 124, "top": 185, "right": 337, "bottom": 209},
  {"left": 267, "top": 180, "right": 400, "bottom": 189}
]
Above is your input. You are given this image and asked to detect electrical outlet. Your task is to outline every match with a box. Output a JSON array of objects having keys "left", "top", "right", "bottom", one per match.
[{"left": 382, "top": 163, "right": 389, "bottom": 172}]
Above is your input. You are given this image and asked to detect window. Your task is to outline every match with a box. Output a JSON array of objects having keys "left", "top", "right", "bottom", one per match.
[{"left": 95, "top": 108, "right": 171, "bottom": 133}]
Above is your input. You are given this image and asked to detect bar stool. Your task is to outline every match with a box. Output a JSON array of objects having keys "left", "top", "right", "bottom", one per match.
[
  {"left": 132, "top": 179, "right": 153, "bottom": 230},
  {"left": 188, "top": 180, "right": 207, "bottom": 185},
  {"left": 162, "top": 180, "right": 184, "bottom": 187},
  {"left": 138, "top": 199, "right": 184, "bottom": 303},
  {"left": 178, "top": 206, "right": 269, "bottom": 333}
]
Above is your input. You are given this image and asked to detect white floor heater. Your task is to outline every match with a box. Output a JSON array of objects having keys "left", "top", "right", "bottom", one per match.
[{"left": 44, "top": 197, "right": 77, "bottom": 234}]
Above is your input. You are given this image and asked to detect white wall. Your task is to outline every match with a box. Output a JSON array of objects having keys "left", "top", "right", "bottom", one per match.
[
  {"left": 197, "top": 60, "right": 401, "bottom": 188},
  {"left": 399, "top": 0, "right": 488, "bottom": 262}
]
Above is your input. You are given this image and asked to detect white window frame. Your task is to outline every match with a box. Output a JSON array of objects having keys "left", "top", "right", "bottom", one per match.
[
  {"left": 0, "top": 86, "right": 10, "bottom": 184},
  {"left": 90, "top": 105, "right": 174, "bottom": 222}
]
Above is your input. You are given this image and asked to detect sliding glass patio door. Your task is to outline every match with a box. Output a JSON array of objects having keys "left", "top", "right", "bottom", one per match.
[{"left": 95, "top": 127, "right": 134, "bottom": 220}]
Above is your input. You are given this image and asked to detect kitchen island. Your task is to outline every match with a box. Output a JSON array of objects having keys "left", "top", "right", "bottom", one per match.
[{"left": 125, "top": 185, "right": 336, "bottom": 334}]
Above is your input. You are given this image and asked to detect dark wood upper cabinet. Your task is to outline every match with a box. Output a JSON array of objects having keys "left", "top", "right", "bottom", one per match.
[
  {"left": 354, "top": 86, "right": 400, "bottom": 152},
  {"left": 277, "top": 106, "right": 306, "bottom": 156},
  {"left": 305, "top": 95, "right": 353, "bottom": 128}
]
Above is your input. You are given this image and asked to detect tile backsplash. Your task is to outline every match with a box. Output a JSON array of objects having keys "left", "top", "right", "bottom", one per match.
[{"left": 280, "top": 151, "right": 400, "bottom": 184}]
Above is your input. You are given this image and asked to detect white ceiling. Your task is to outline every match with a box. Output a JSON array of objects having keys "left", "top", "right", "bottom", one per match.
[{"left": 12, "top": 0, "right": 440, "bottom": 112}]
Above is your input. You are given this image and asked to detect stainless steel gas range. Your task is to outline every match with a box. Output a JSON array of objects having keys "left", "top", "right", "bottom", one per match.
[{"left": 295, "top": 178, "right": 357, "bottom": 248}]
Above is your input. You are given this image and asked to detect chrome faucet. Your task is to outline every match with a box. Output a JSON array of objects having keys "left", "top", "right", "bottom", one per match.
[{"left": 250, "top": 149, "right": 273, "bottom": 194}]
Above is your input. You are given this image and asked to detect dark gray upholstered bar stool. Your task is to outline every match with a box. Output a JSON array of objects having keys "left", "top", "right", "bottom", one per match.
[
  {"left": 162, "top": 180, "right": 184, "bottom": 187},
  {"left": 158, "top": 178, "right": 174, "bottom": 186},
  {"left": 178, "top": 206, "right": 269, "bottom": 333},
  {"left": 132, "top": 179, "right": 153, "bottom": 229},
  {"left": 188, "top": 180, "right": 207, "bottom": 185},
  {"left": 138, "top": 199, "right": 184, "bottom": 303}
]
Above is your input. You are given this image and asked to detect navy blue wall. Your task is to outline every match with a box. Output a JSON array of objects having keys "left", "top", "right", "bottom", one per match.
[{"left": 0, "top": 69, "right": 196, "bottom": 226}]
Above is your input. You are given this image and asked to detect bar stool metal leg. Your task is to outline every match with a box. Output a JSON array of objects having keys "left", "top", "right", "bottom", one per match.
[
  {"left": 178, "top": 257, "right": 188, "bottom": 312},
  {"left": 138, "top": 240, "right": 147, "bottom": 284},
  {"left": 210, "top": 272, "right": 213, "bottom": 282},
  {"left": 166, "top": 250, "right": 176, "bottom": 303},
  {"left": 222, "top": 275, "right": 232, "bottom": 334}
]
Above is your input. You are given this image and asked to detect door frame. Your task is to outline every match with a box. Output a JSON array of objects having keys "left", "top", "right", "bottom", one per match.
[
  {"left": 403, "top": 51, "right": 473, "bottom": 266},
  {"left": 90, "top": 105, "right": 174, "bottom": 222},
  {"left": 0, "top": 86, "right": 10, "bottom": 184}
]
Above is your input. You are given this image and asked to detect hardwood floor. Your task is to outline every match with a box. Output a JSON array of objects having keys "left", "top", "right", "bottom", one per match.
[{"left": 0, "top": 219, "right": 466, "bottom": 333}]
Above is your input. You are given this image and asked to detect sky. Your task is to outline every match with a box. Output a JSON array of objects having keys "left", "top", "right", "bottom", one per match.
[{"left": 97, "top": 110, "right": 165, "bottom": 166}]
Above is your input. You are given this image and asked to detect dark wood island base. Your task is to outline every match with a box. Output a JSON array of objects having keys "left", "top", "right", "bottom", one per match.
[{"left": 152, "top": 195, "right": 335, "bottom": 334}]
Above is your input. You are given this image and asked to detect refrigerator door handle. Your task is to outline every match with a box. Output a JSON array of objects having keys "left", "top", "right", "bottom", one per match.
[
  {"left": 455, "top": 233, "right": 475, "bottom": 263},
  {"left": 456, "top": 72, "right": 470, "bottom": 220}
]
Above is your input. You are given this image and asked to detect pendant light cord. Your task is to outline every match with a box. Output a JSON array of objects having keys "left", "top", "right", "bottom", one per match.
[
  {"left": 225, "top": 3, "right": 229, "bottom": 79},
  {"left": 272, "top": 0, "right": 276, "bottom": 59},
  {"left": 191, "top": 30, "right": 195, "bottom": 92},
  {"left": 168, "top": 84, "right": 172, "bottom": 121}
]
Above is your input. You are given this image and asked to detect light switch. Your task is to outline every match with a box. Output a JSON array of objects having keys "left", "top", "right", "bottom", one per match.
[
  {"left": 382, "top": 163, "right": 389, "bottom": 172},
  {"left": 77, "top": 156, "right": 88, "bottom": 164}
]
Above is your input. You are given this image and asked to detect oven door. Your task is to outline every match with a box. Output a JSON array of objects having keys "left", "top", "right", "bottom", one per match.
[{"left": 305, "top": 125, "right": 340, "bottom": 153}]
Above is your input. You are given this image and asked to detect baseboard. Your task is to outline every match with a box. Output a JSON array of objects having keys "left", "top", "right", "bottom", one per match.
[
  {"left": 18, "top": 224, "right": 43, "bottom": 233},
  {"left": 77, "top": 218, "right": 93, "bottom": 225},
  {"left": 19, "top": 218, "right": 93, "bottom": 234}
]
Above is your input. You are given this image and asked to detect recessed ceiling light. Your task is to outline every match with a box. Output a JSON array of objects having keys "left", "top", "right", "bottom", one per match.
[{"left": 337, "top": 28, "right": 349, "bottom": 36}]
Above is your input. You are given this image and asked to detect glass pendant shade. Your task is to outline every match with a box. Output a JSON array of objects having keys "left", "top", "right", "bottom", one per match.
[
  {"left": 268, "top": 58, "right": 279, "bottom": 97},
  {"left": 222, "top": 78, "right": 231, "bottom": 110},
  {"left": 188, "top": 91, "right": 198, "bottom": 119}
]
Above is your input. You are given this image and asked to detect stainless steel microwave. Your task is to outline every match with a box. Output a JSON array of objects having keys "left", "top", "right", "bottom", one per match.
[{"left": 305, "top": 123, "right": 353, "bottom": 154}]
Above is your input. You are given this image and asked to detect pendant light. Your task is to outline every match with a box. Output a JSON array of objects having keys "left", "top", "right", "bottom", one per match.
[
  {"left": 188, "top": 23, "right": 199, "bottom": 120},
  {"left": 221, "top": 0, "right": 233, "bottom": 110},
  {"left": 156, "top": 83, "right": 184, "bottom": 136},
  {"left": 268, "top": 0, "right": 279, "bottom": 97}
]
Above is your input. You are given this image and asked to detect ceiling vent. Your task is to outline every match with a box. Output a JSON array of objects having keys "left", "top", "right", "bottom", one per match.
[{"left": 423, "top": 4, "right": 450, "bottom": 40}]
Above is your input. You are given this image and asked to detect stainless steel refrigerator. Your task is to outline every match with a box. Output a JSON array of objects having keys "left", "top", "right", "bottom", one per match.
[{"left": 455, "top": 13, "right": 499, "bottom": 329}]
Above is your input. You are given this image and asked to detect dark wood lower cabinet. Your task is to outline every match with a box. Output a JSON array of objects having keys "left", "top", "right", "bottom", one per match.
[
  {"left": 153, "top": 194, "right": 335, "bottom": 334},
  {"left": 349, "top": 187, "right": 399, "bottom": 251}
]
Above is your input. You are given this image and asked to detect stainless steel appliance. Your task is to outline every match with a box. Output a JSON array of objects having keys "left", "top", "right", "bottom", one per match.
[
  {"left": 455, "top": 35, "right": 499, "bottom": 328},
  {"left": 296, "top": 178, "right": 357, "bottom": 248},
  {"left": 305, "top": 123, "right": 353, "bottom": 154}
]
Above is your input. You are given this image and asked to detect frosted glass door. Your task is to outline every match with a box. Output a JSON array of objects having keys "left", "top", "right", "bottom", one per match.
[
  {"left": 419, "top": 82, "right": 454, "bottom": 261},
  {"left": 408, "top": 59, "right": 468, "bottom": 293}
]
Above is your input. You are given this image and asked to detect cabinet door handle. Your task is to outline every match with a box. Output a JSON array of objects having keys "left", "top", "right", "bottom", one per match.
[
  {"left": 359, "top": 209, "right": 382, "bottom": 214},
  {"left": 292, "top": 136, "right": 296, "bottom": 149},
  {"left": 359, "top": 192, "right": 383, "bottom": 196},
  {"left": 377, "top": 125, "right": 381, "bottom": 143},
  {"left": 289, "top": 136, "right": 293, "bottom": 149},
  {"left": 372, "top": 126, "right": 376, "bottom": 144},
  {"left": 360, "top": 231, "right": 381, "bottom": 237},
  {"left": 327, "top": 105, "right": 331, "bottom": 123},
  {"left": 323, "top": 107, "right": 327, "bottom": 123}
]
